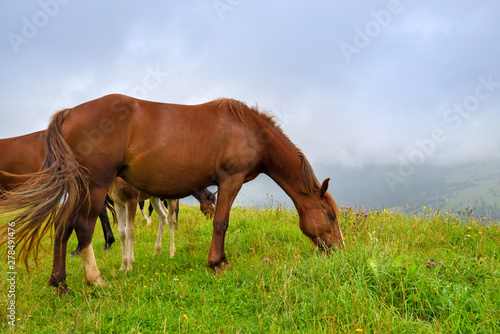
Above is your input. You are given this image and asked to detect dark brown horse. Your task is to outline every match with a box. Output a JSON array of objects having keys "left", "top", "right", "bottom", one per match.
[
  {"left": 0, "top": 131, "right": 116, "bottom": 251},
  {"left": 0, "top": 94, "right": 344, "bottom": 294}
]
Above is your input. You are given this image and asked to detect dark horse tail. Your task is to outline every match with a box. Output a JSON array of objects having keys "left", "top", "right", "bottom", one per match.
[{"left": 0, "top": 109, "right": 91, "bottom": 268}]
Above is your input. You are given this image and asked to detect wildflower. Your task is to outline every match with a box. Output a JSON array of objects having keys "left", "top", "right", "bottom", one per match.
[
  {"left": 180, "top": 295, "right": 184, "bottom": 299},
  {"left": 183, "top": 314, "right": 188, "bottom": 320},
  {"left": 263, "top": 258, "right": 269, "bottom": 262},
  {"left": 356, "top": 330, "right": 364, "bottom": 332}
]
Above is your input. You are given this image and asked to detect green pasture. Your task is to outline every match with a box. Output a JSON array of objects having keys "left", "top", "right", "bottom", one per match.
[{"left": 1, "top": 204, "right": 499, "bottom": 333}]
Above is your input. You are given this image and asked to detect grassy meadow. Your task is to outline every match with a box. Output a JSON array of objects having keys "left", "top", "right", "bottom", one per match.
[{"left": 1, "top": 203, "right": 499, "bottom": 333}]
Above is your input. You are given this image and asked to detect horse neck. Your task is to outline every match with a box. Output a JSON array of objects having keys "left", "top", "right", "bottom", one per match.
[{"left": 264, "top": 138, "right": 315, "bottom": 214}]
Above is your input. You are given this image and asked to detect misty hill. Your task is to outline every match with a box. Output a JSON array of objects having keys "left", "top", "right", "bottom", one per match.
[
  {"left": 183, "top": 160, "right": 500, "bottom": 220},
  {"left": 321, "top": 160, "right": 500, "bottom": 220}
]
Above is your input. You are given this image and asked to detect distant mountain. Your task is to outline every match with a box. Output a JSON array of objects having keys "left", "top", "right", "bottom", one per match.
[
  {"left": 316, "top": 160, "right": 500, "bottom": 219},
  {"left": 183, "top": 160, "right": 500, "bottom": 220}
]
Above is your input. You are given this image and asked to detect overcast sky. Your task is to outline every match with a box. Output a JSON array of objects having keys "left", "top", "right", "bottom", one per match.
[{"left": 1, "top": 0, "right": 499, "bottom": 175}]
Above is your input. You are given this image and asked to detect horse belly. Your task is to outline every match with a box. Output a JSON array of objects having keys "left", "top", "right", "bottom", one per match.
[{"left": 123, "top": 151, "right": 217, "bottom": 199}]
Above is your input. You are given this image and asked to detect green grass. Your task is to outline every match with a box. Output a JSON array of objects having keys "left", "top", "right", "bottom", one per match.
[{"left": 1, "top": 204, "right": 500, "bottom": 333}]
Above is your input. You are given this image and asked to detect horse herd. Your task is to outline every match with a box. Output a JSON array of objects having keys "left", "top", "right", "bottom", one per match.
[{"left": 0, "top": 94, "right": 344, "bottom": 295}]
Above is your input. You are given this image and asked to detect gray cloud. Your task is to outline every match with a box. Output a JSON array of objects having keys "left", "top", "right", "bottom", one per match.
[{"left": 1, "top": 0, "right": 499, "bottom": 171}]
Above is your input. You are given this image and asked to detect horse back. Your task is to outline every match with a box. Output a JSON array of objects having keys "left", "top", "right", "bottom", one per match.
[
  {"left": 0, "top": 131, "right": 45, "bottom": 174},
  {"left": 59, "top": 94, "right": 266, "bottom": 198}
]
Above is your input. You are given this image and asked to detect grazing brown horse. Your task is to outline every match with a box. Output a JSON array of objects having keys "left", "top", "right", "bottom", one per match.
[
  {"left": 109, "top": 177, "right": 216, "bottom": 270},
  {"left": 0, "top": 94, "right": 344, "bottom": 294},
  {"left": 0, "top": 131, "right": 116, "bottom": 251}
]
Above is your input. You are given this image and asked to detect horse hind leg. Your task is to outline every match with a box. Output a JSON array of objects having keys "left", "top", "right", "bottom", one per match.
[
  {"left": 74, "top": 212, "right": 107, "bottom": 288},
  {"left": 49, "top": 219, "right": 75, "bottom": 295},
  {"left": 99, "top": 203, "right": 115, "bottom": 251}
]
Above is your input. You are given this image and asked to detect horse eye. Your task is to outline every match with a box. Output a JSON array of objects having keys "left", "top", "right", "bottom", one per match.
[{"left": 326, "top": 212, "right": 335, "bottom": 220}]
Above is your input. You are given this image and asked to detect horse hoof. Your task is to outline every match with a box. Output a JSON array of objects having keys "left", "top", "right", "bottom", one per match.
[
  {"left": 92, "top": 277, "right": 108, "bottom": 287},
  {"left": 54, "top": 288, "right": 71, "bottom": 296},
  {"left": 53, "top": 283, "right": 71, "bottom": 296},
  {"left": 208, "top": 263, "right": 229, "bottom": 274},
  {"left": 70, "top": 250, "right": 81, "bottom": 258}
]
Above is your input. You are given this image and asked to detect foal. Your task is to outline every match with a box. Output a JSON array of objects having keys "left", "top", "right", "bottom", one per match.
[{"left": 110, "top": 178, "right": 216, "bottom": 270}]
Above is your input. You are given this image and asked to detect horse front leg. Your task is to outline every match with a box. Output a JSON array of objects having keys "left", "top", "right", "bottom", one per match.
[
  {"left": 207, "top": 175, "right": 244, "bottom": 274},
  {"left": 167, "top": 199, "right": 178, "bottom": 257},
  {"left": 124, "top": 199, "right": 137, "bottom": 270},
  {"left": 116, "top": 203, "right": 129, "bottom": 271}
]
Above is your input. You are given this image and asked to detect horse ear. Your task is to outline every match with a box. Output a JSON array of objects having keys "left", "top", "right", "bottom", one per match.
[{"left": 320, "top": 178, "right": 330, "bottom": 198}]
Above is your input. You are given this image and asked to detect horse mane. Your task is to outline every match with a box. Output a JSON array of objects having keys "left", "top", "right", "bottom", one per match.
[{"left": 210, "top": 98, "right": 321, "bottom": 194}]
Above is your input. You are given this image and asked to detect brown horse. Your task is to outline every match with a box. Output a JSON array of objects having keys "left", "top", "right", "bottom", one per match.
[
  {"left": 0, "top": 131, "right": 116, "bottom": 251},
  {"left": 0, "top": 94, "right": 344, "bottom": 294},
  {"left": 109, "top": 177, "right": 216, "bottom": 270}
]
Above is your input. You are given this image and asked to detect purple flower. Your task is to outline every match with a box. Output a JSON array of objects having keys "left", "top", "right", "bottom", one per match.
[
  {"left": 180, "top": 295, "right": 183, "bottom": 299},
  {"left": 263, "top": 258, "right": 269, "bottom": 262}
]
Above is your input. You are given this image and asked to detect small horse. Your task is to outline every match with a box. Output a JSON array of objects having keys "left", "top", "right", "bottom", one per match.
[
  {"left": 109, "top": 177, "right": 177, "bottom": 270},
  {"left": 139, "top": 188, "right": 216, "bottom": 225},
  {"left": 0, "top": 131, "right": 116, "bottom": 251},
  {"left": 110, "top": 177, "right": 215, "bottom": 270},
  {"left": 0, "top": 94, "right": 344, "bottom": 294}
]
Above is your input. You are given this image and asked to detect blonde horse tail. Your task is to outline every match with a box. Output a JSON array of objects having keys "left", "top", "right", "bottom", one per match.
[{"left": 0, "top": 108, "right": 91, "bottom": 269}]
